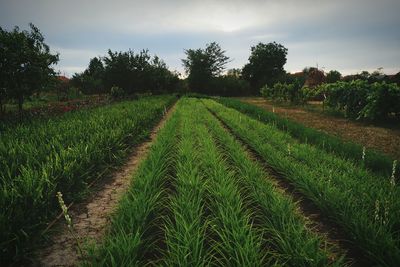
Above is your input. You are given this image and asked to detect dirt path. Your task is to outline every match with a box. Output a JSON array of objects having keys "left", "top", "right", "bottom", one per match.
[
  {"left": 207, "top": 108, "right": 366, "bottom": 266},
  {"left": 239, "top": 97, "right": 400, "bottom": 160},
  {"left": 33, "top": 103, "right": 177, "bottom": 267}
]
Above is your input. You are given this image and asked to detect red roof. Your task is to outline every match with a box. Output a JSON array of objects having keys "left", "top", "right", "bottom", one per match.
[{"left": 58, "top": 76, "right": 70, "bottom": 82}]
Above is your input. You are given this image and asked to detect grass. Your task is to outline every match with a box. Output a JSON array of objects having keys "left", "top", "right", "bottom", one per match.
[
  {"left": 216, "top": 97, "right": 399, "bottom": 177},
  {"left": 163, "top": 101, "right": 208, "bottom": 266},
  {"left": 88, "top": 98, "right": 347, "bottom": 266},
  {"left": 0, "top": 95, "right": 176, "bottom": 265},
  {"left": 84, "top": 99, "right": 180, "bottom": 266},
  {"left": 7, "top": 96, "right": 398, "bottom": 266},
  {"left": 196, "top": 120, "right": 263, "bottom": 266},
  {"left": 204, "top": 99, "right": 400, "bottom": 266},
  {"left": 200, "top": 101, "right": 344, "bottom": 266}
]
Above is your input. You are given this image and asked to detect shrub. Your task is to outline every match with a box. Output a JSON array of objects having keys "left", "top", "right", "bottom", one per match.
[
  {"left": 260, "top": 82, "right": 305, "bottom": 103},
  {"left": 320, "top": 80, "right": 370, "bottom": 118},
  {"left": 359, "top": 82, "right": 400, "bottom": 120},
  {"left": 110, "top": 86, "right": 125, "bottom": 99},
  {"left": 318, "top": 80, "right": 400, "bottom": 120},
  {"left": 67, "top": 87, "right": 82, "bottom": 99}
]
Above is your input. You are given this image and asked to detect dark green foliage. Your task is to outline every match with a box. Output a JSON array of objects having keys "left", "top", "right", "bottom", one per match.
[
  {"left": 313, "top": 80, "right": 400, "bottom": 120},
  {"left": 72, "top": 50, "right": 179, "bottom": 95},
  {"left": 209, "top": 75, "right": 250, "bottom": 96},
  {"left": 242, "top": 42, "right": 288, "bottom": 93},
  {"left": 71, "top": 57, "right": 105, "bottom": 94},
  {"left": 359, "top": 82, "right": 400, "bottom": 120},
  {"left": 110, "top": 85, "right": 125, "bottom": 99},
  {"left": 0, "top": 24, "right": 59, "bottom": 113},
  {"left": 182, "top": 42, "right": 230, "bottom": 94},
  {"left": 391, "top": 72, "right": 400, "bottom": 85},
  {"left": 323, "top": 80, "right": 370, "bottom": 118},
  {"left": 260, "top": 81, "right": 305, "bottom": 103},
  {"left": 281, "top": 72, "right": 306, "bottom": 87},
  {"left": 326, "top": 70, "right": 342, "bottom": 83}
]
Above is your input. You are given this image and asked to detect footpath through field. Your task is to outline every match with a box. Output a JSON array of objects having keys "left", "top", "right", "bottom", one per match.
[
  {"left": 34, "top": 102, "right": 177, "bottom": 267},
  {"left": 239, "top": 97, "right": 400, "bottom": 160}
]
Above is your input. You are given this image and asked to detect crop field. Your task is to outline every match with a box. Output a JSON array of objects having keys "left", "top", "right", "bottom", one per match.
[
  {"left": 0, "top": 95, "right": 176, "bottom": 264},
  {"left": 79, "top": 97, "right": 399, "bottom": 266},
  {"left": 1, "top": 96, "right": 399, "bottom": 266}
]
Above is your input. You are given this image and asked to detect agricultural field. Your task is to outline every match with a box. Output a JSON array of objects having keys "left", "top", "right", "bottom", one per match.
[
  {"left": 78, "top": 97, "right": 398, "bottom": 266},
  {"left": 0, "top": 95, "right": 176, "bottom": 264},
  {"left": 2, "top": 96, "right": 400, "bottom": 266},
  {"left": 237, "top": 96, "right": 400, "bottom": 160},
  {"left": 2, "top": 1, "right": 400, "bottom": 266}
]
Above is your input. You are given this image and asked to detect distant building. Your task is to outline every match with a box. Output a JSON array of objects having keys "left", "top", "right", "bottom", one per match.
[{"left": 57, "top": 76, "right": 70, "bottom": 83}]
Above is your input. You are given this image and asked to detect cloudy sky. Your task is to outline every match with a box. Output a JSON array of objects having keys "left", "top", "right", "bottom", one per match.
[{"left": 1, "top": 0, "right": 399, "bottom": 77}]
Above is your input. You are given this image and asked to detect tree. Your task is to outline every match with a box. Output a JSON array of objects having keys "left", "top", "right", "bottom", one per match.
[
  {"left": 182, "top": 42, "right": 230, "bottom": 94},
  {"left": 227, "top": 68, "right": 242, "bottom": 78},
  {"left": 391, "top": 72, "right": 400, "bottom": 85},
  {"left": 326, "top": 70, "right": 342, "bottom": 83},
  {"left": 242, "top": 42, "right": 288, "bottom": 93},
  {"left": 71, "top": 57, "right": 105, "bottom": 94},
  {"left": 73, "top": 49, "right": 179, "bottom": 95},
  {"left": 304, "top": 68, "right": 325, "bottom": 87},
  {"left": 0, "top": 24, "right": 59, "bottom": 114}
]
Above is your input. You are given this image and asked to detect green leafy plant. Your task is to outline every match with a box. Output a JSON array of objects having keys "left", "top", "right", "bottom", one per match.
[{"left": 110, "top": 85, "right": 125, "bottom": 99}]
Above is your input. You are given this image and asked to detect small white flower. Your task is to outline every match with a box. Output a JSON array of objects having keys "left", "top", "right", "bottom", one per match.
[
  {"left": 362, "top": 146, "right": 366, "bottom": 161},
  {"left": 390, "top": 160, "right": 397, "bottom": 187}
]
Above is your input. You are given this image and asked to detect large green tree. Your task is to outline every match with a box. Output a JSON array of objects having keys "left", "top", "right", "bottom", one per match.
[
  {"left": 326, "top": 70, "right": 342, "bottom": 83},
  {"left": 0, "top": 23, "right": 59, "bottom": 113},
  {"left": 242, "top": 42, "right": 288, "bottom": 93},
  {"left": 73, "top": 49, "right": 179, "bottom": 95},
  {"left": 182, "top": 42, "right": 230, "bottom": 94},
  {"left": 71, "top": 57, "right": 105, "bottom": 94}
]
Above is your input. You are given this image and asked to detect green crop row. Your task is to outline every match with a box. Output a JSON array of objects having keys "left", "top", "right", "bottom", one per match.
[
  {"left": 204, "top": 99, "right": 400, "bottom": 266},
  {"left": 215, "top": 97, "right": 398, "bottom": 177},
  {"left": 0, "top": 95, "right": 176, "bottom": 264},
  {"left": 85, "top": 100, "right": 180, "bottom": 266},
  {"left": 87, "top": 98, "right": 344, "bottom": 266},
  {"left": 201, "top": 104, "right": 344, "bottom": 266}
]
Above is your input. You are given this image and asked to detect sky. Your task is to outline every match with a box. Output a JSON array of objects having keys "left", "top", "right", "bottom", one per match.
[{"left": 1, "top": 0, "right": 399, "bottom": 77}]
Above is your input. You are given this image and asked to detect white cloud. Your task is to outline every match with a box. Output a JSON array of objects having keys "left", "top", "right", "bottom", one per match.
[{"left": 1, "top": 0, "right": 398, "bottom": 76}]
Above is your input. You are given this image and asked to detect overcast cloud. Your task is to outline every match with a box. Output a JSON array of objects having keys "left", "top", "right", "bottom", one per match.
[{"left": 1, "top": 0, "right": 399, "bottom": 76}]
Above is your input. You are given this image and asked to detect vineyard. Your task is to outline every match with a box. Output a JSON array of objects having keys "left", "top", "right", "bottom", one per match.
[
  {"left": 260, "top": 80, "right": 400, "bottom": 121},
  {"left": 2, "top": 96, "right": 400, "bottom": 266}
]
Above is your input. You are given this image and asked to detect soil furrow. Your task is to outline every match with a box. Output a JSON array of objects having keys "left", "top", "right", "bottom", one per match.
[
  {"left": 239, "top": 97, "right": 400, "bottom": 160},
  {"left": 33, "top": 102, "right": 177, "bottom": 267},
  {"left": 205, "top": 105, "right": 367, "bottom": 267}
]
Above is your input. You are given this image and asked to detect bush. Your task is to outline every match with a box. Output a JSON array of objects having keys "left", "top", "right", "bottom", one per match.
[
  {"left": 110, "top": 86, "right": 125, "bottom": 99},
  {"left": 324, "top": 80, "right": 370, "bottom": 118},
  {"left": 260, "top": 82, "right": 305, "bottom": 103},
  {"left": 359, "top": 82, "right": 400, "bottom": 120},
  {"left": 210, "top": 76, "right": 251, "bottom": 96},
  {"left": 67, "top": 86, "right": 82, "bottom": 99},
  {"left": 262, "top": 79, "right": 400, "bottom": 121},
  {"left": 315, "top": 80, "right": 400, "bottom": 120}
]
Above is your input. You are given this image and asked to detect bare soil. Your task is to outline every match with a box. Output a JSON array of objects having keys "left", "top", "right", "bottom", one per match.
[
  {"left": 239, "top": 97, "right": 400, "bottom": 160},
  {"left": 33, "top": 103, "right": 177, "bottom": 267}
]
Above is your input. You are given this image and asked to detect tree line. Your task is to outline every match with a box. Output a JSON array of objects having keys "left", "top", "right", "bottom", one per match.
[
  {"left": 0, "top": 23, "right": 292, "bottom": 113},
  {"left": 2, "top": 23, "right": 399, "bottom": 115},
  {"left": 71, "top": 50, "right": 180, "bottom": 96}
]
